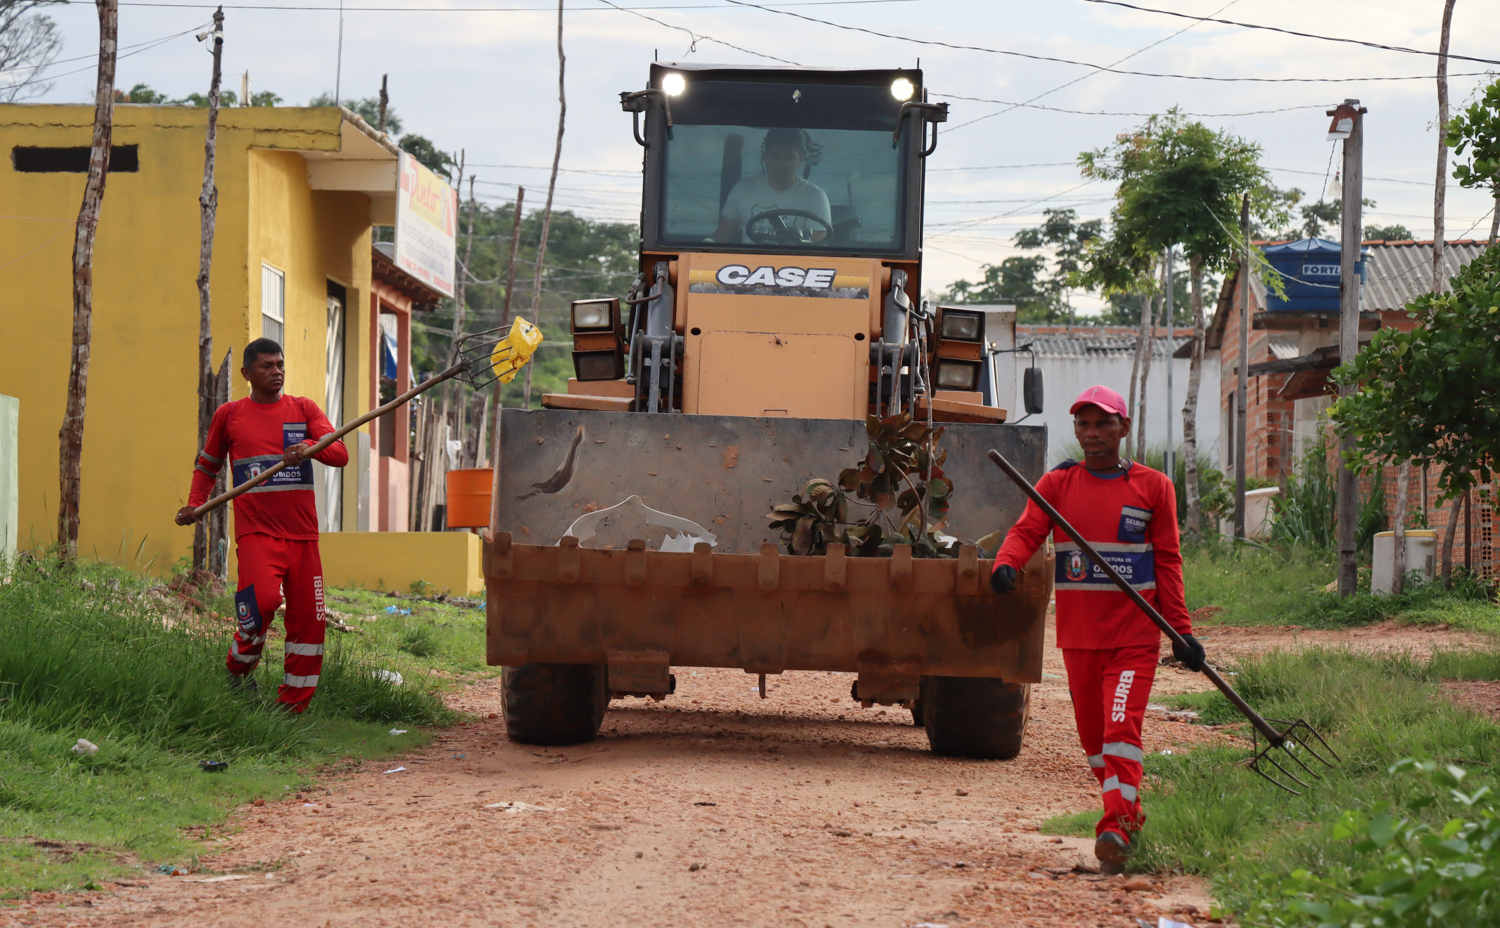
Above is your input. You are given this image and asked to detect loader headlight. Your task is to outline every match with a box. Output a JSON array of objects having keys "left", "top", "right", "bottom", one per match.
[
  {"left": 935, "top": 359, "right": 981, "bottom": 392},
  {"left": 890, "top": 77, "right": 915, "bottom": 102},
  {"left": 571, "top": 297, "right": 618, "bottom": 332},
  {"left": 939, "top": 309, "right": 982, "bottom": 341},
  {"left": 573, "top": 349, "right": 625, "bottom": 382},
  {"left": 661, "top": 72, "right": 686, "bottom": 97}
]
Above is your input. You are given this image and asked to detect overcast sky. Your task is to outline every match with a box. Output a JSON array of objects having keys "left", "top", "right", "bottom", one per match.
[{"left": 24, "top": 0, "right": 1500, "bottom": 314}]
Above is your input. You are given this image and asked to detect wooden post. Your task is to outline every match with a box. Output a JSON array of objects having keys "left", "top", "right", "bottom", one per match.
[
  {"left": 377, "top": 73, "right": 389, "bottom": 133},
  {"left": 209, "top": 349, "right": 231, "bottom": 579},
  {"left": 192, "top": 6, "right": 225, "bottom": 575},
  {"left": 1335, "top": 98, "right": 1366, "bottom": 597},
  {"left": 1234, "top": 193, "right": 1250, "bottom": 539},
  {"left": 525, "top": 0, "right": 566, "bottom": 411},
  {"left": 1432, "top": 0, "right": 1458, "bottom": 293},
  {"left": 1124, "top": 290, "right": 1147, "bottom": 460},
  {"left": 1163, "top": 248, "right": 1175, "bottom": 481},
  {"left": 56, "top": 0, "right": 118, "bottom": 559}
]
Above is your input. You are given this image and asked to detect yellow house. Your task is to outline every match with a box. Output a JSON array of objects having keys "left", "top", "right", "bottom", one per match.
[{"left": 0, "top": 104, "right": 481, "bottom": 593}]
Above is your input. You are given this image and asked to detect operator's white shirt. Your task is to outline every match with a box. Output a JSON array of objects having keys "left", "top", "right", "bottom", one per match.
[{"left": 720, "top": 174, "right": 832, "bottom": 242}]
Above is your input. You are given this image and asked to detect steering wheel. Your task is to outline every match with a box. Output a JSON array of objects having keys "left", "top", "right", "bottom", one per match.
[{"left": 744, "top": 208, "right": 834, "bottom": 246}]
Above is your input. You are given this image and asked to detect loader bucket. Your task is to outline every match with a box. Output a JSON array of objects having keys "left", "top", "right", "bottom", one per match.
[{"left": 484, "top": 408, "right": 1053, "bottom": 756}]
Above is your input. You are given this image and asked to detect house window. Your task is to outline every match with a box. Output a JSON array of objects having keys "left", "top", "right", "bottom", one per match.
[
  {"left": 261, "top": 264, "right": 285, "bottom": 343},
  {"left": 11, "top": 144, "right": 139, "bottom": 173}
]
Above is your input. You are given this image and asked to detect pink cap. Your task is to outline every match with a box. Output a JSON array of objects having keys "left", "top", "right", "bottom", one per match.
[{"left": 1070, "top": 384, "right": 1129, "bottom": 418}]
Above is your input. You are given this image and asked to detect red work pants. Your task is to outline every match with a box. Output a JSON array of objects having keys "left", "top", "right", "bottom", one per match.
[
  {"left": 227, "top": 534, "right": 327, "bottom": 713},
  {"left": 1062, "top": 643, "right": 1158, "bottom": 839}
]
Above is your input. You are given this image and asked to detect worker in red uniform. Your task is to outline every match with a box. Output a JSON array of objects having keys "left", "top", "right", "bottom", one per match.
[
  {"left": 176, "top": 338, "right": 348, "bottom": 713},
  {"left": 989, "top": 384, "right": 1204, "bottom": 873}
]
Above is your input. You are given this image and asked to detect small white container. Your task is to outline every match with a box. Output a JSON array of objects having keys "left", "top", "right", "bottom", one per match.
[{"left": 1371, "top": 530, "right": 1438, "bottom": 594}]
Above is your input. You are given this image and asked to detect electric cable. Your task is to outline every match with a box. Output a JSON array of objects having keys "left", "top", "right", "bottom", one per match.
[
  {"left": 115, "top": 0, "right": 913, "bottom": 10},
  {"left": 721, "top": 0, "right": 1493, "bottom": 84},
  {"left": 1081, "top": 0, "right": 1500, "bottom": 68},
  {"left": 2, "top": 20, "right": 214, "bottom": 93},
  {"left": 593, "top": 0, "right": 799, "bottom": 64},
  {"left": 935, "top": 92, "right": 1332, "bottom": 120}
]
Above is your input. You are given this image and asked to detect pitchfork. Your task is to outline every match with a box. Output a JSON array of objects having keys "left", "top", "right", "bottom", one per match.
[
  {"left": 187, "top": 323, "right": 532, "bottom": 519},
  {"left": 987, "top": 449, "right": 1339, "bottom": 795}
]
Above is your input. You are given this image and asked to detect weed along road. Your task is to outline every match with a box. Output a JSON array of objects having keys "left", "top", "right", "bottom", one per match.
[{"left": 0, "top": 617, "right": 1223, "bottom": 928}]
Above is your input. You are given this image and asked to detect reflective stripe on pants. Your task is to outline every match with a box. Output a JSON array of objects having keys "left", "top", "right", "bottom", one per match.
[{"left": 1063, "top": 642, "right": 1158, "bottom": 839}]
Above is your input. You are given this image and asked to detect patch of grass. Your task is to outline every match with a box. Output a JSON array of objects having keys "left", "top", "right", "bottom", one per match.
[
  {"left": 1039, "top": 809, "right": 1096, "bottom": 839},
  {"left": 1183, "top": 542, "right": 1496, "bottom": 631},
  {"left": 0, "top": 556, "right": 453, "bottom": 897},
  {"left": 1183, "top": 542, "right": 1335, "bottom": 626},
  {"left": 325, "top": 587, "right": 494, "bottom": 678},
  {"left": 1143, "top": 646, "right": 1500, "bottom": 919}
]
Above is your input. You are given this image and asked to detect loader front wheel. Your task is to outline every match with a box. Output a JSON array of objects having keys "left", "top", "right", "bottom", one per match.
[
  {"left": 501, "top": 662, "right": 609, "bottom": 746},
  {"left": 919, "top": 675, "right": 1031, "bottom": 760}
]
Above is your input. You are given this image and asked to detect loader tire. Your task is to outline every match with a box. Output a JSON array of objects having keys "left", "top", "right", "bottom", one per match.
[
  {"left": 501, "top": 662, "right": 609, "bottom": 746},
  {"left": 919, "top": 675, "right": 1031, "bottom": 760}
]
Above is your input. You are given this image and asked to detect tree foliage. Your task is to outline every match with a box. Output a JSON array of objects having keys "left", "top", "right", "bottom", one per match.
[
  {"left": 118, "top": 82, "right": 281, "bottom": 107},
  {"left": 1446, "top": 78, "right": 1500, "bottom": 200},
  {"left": 1330, "top": 244, "right": 1500, "bottom": 500},
  {"left": 938, "top": 208, "right": 1100, "bottom": 323},
  {"left": 406, "top": 198, "right": 638, "bottom": 407},
  {"left": 1365, "top": 223, "right": 1415, "bottom": 242},
  {"left": 1079, "top": 109, "right": 1286, "bottom": 270},
  {"left": 0, "top": 0, "right": 62, "bottom": 102}
]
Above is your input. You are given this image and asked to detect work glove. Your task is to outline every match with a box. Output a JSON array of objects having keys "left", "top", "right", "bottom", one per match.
[
  {"left": 1172, "top": 634, "right": 1207, "bottom": 672},
  {"left": 990, "top": 564, "right": 1018, "bottom": 595}
]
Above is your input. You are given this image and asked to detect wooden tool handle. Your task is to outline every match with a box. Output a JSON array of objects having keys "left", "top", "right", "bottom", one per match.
[{"left": 189, "top": 361, "right": 468, "bottom": 519}]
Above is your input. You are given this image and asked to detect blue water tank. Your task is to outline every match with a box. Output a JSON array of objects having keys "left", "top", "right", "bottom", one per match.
[{"left": 1261, "top": 238, "right": 1367, "bottom": 313}]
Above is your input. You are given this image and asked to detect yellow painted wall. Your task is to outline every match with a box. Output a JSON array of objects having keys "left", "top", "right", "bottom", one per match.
[
  {"left": 318, "top": 531, "right": 483, "bottom": 596},
  {"left": 0, "top": 105, "right": 374, "bottom": 573}
]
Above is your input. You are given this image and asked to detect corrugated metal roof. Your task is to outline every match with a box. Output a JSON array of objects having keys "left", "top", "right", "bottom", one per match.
[
  {"left": 1017, "top": 326, "right": 1189, "bottom": 359},
  {"left": 1268, "top": 333, "right": 1301, "bottom": 361},
  {"left": 1363, "top": 241, "right": 1490, "bottom": 312}
]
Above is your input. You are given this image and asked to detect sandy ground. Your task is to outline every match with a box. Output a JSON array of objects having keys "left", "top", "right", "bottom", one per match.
[
  {"left": 0, "top": 615, "right": 1231, "bottom": 928},
  {"left": 1191, "top": 617, "right": 1494, "bottom": 662},
  {"left": 7, "top": 614, "right": 1496, "bottom": 928}
]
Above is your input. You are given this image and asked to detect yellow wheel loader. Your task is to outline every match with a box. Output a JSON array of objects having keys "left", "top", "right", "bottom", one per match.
[{"left": 485, "top": 63, "right": 1053, "bottom": 759}]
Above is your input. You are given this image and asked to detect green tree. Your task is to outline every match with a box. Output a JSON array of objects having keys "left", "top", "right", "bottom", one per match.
[
  {"left": 119, "top": 82, "right": 280, "bottom": 107},
  {"left": 939, "top": 208, "right": 1100, "bottom": 323},
  {"left": 1364, "top": 223, "right": 1414, "bottom": 242},
  {"left": 397, "top": 134, "right": 455, "bottom": 180},
  {"left": 1079, "top": 109, "right": 1288, "bottom": 535},
  {"left": 1269, "top": 192, "right": 1379, "bottom": 241},
  {"left": 408, "top": 197, "right": 639, "bottom": 409},
  {"left": 1331, "top": 243, "right": 1500, "bottom": 504},
  {"left": 307, "top": 91, "right": 398, "bottom": 132},
  {"left": 1446, "top": 78, "right": 1500, "bottom": 243}
]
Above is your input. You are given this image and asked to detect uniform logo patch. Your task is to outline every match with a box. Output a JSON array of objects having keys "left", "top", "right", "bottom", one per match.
[
  {"left": 1065, "top": 550, "right": 1088, "bottom": 582},
  {"left": 234, "top": 585, "right": 263, "bottom": 636},
  {"left": 1111, "top": 669, "right": 1136, "bottom": 722}
]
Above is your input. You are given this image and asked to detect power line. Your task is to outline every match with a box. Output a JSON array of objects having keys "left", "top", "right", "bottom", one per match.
[
  {"left": 935, "top": 92, "right": 1332, "bottom": 119},
  {"left": 721, "top": 0, "right": 1493, "bottom": 84},
  {"left": 1270, "top": 166, "right": 1457, "bottom": 188},
  {"left": 947, "top": 0, "right": 1242, "bottom": 133},
  {"left": 927, "top": 181, "right": 1097, "bottom": 239},
  {"left": 594, "top": 0, "right": 799, "bottom": 65},
  {"left": 1081, "top": 0, "right": 1500, "bottom": 68},
  {"left": 115, "top": 0, "right": 912, "bottom": 10},
  {"left": 928, "top": 162, "right": 1079, "bottom": 172},
  {"left": 3, "top": 21, "right": 213, "bottom": 92}
]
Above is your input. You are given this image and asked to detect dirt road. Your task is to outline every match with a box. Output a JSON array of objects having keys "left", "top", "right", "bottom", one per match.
[{"left": 0, "top": 616, "right": 1233, "bottom": 928}]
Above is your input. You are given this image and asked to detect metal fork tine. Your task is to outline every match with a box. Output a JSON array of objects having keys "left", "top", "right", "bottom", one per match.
[
  {"left": 1257, "top": 746, "right": 1311, "bottom": 791},
  {"left": 1248, "top": 755, "right": 1302, "bottom": 795},
  {"left": 1290, "top": 720, "right": 1341, "bottom": 766},
  {"left": 1280, "top": 739, "right": 1324, "bottom": 781}
]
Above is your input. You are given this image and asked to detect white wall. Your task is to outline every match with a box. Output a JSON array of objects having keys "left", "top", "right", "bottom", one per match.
[{"left": 1018, "top": 352, "right": 1221, "bottom": 466}]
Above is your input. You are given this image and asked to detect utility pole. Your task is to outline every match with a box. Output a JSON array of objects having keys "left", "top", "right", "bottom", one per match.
[
  {"left": 1163, "top": 246, "right": 1175, "bottom": 481},
  {"left": 377, "top": 73, "right": 389, "bottom": 133},
  {"left": 1334, "top": 98, "right": 1366, "bottom": 597},
  {"left": 525, "top": 0, "right": 566, "bottom": 411},
  {"left": 192, "top": 6, "right": 225, "bottom": 576},
  {"left": 57, "top": 0, "right": 118, "bottom": 559},
  {"left": 1234, "top": 192, "right": 1250, "bottom": 539}
]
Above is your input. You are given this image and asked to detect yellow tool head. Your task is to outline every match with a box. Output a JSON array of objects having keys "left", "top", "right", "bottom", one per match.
[{"left": 490, "top": 317, "right": 544, "bottom": 384}]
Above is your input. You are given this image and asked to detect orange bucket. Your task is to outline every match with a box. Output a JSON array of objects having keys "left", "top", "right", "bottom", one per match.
[{"left": 445, "top": 468, "right": 494, "bottom": 529}]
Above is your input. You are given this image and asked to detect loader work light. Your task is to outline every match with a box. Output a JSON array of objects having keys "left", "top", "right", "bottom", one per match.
[
  {"left": 661, "top": 72, "right": 686, "bottom": 97},
  {"left": 935, "top": 359, "right": 982, "bottom": 392},
  {"left": 938, "top": 308, "right": 982, "bottom": 342},
  {"left": 570, "top": 297, "right": 626, "bottom": 382},
  {"left": 890, "top": 77, "right": 914, "bottom": 102},
  {"left": 571, "top": 298, "right": 616, "bottom": 332}
]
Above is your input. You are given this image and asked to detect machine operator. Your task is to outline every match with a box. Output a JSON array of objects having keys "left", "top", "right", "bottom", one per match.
[{"left": 712, "top": 127, "right": 832, "bottom": 244}]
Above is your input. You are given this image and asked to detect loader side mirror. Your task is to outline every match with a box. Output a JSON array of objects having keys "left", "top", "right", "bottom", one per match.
[{"left": 1023, "top": 367, "right": 1044, "bottom": 415}]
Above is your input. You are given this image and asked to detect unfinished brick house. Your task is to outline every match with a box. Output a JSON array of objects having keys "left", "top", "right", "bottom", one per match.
[{"left": 1206, "top": 238, "right": 1494, "bottom": 578}]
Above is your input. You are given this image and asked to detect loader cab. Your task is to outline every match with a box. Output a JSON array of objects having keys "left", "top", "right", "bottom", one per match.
[
  {"left": 558, "top": 64, "right": 998, "bottom": 423},
  {"left": 633, "top": 64, "right": 931, "bottom": 261}
]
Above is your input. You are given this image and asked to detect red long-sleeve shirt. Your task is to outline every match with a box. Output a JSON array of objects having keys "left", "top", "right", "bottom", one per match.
[
  {"left": 993, "top": 460, "right": 1192, "bottom": 650},
  {"left": 188, "top": 395, "right": 348, "bottom": 541}
]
